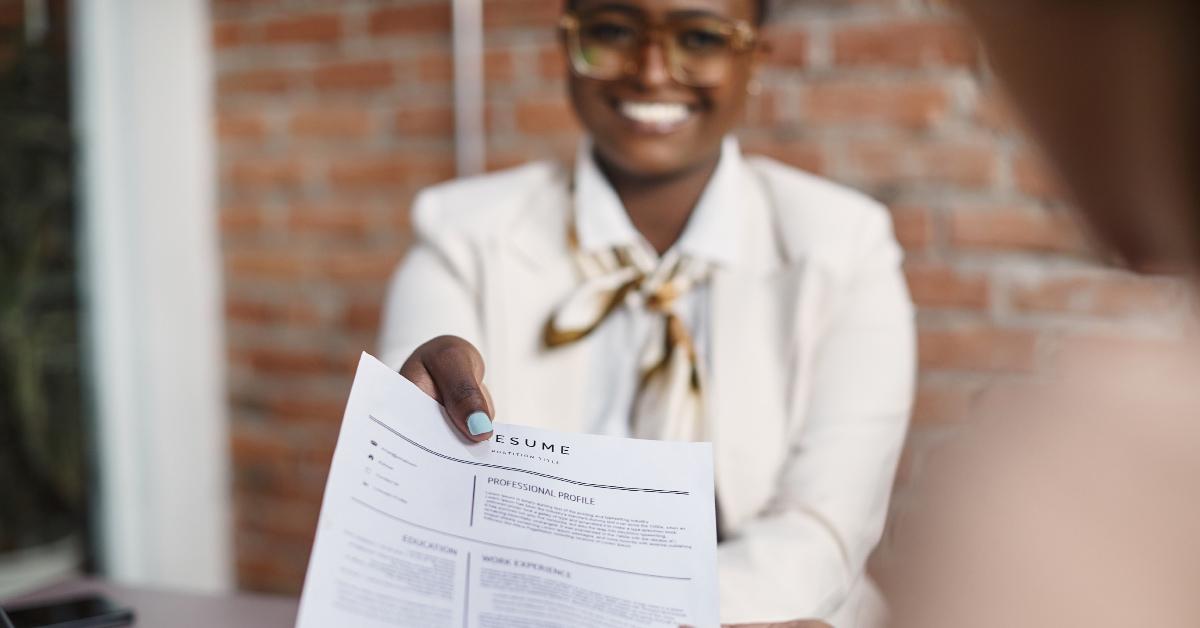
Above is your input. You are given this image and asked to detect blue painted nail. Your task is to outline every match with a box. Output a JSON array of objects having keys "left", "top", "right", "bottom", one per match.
[{"left": 467, "top": 411, "right": 492, "bottom": 436}]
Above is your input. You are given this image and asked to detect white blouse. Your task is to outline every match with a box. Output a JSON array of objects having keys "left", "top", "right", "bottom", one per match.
[{"left": 570, "top": 136, "right": 744, "bottom": 438}]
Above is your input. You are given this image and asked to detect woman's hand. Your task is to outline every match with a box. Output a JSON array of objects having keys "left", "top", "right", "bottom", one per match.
[{"left": 399, "top": 335, "right": 495, "bottom": 442}]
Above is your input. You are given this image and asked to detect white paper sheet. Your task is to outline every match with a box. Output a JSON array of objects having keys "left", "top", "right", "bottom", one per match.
[{"left": 295, "top": 353, "right": 719, "bottom": 628}]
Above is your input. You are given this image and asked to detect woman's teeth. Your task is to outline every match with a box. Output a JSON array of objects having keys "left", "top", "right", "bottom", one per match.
[{"left": 618, "top": 101, "right": 691, "bottom": 127}]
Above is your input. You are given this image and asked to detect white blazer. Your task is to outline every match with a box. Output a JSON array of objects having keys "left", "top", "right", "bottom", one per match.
[{"left": 380, "top": 152, "right": 916, "bottom": 626}]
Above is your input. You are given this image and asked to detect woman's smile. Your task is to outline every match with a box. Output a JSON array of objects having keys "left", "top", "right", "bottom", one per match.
[{"left": 613, "top": 99, "right": 699, "bottom": 134}]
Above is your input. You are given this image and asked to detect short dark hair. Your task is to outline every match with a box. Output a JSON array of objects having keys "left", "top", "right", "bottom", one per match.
[{"left": 564, "top": 1, "right": 770, "bottom": 26}]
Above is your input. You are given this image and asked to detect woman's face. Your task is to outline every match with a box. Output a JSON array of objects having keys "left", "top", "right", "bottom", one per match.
[{"left": 564, "top": 0, "right": 762, "bottom": 180}]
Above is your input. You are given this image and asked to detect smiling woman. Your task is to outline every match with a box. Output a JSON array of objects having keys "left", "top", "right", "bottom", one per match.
[{"left": 379, "top": 1, "right": 916, "bottom": 626}]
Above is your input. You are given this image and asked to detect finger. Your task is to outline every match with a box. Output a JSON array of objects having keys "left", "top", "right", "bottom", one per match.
[
  {"left": 421, "top": 336, "right": 494, "bottom": 442},
  {"left": 399, "top": 353, "right": 440, "bottom": 400}
]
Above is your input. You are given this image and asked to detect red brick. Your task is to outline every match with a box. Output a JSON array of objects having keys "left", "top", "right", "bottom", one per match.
[
  {"left": 833, "top": 20, "right": 978, "bottom": 68},
  {"left": 225, "top": 251, "right": 307, "bottom": 279},
  {"left": 514, "top": 97, "right": 579, "bottom": 134},
  {"left": 742, "top": 140, "right": 825, "bottom": 175},
  {"left": 327, "top": 156, "right": 406, "bottom": 187},
  {"left": 483, "top": 0, "right": 561, "bottom": 29},
  {"left": 764, "top": 27, "right": 809, "bottom": 68},
  {"left": 313, "top": 60, "right": 394, "bottom": 91},
  {"left": 417, "top": 52, "right": 453, "bottom": 82},
  {"left": 235, "top": 494, "right": 321, "bottom": 543},
  {"left": 486, "top": 150, "right": 536, "bottom": 172},
  {"left": 236, "top": 558, "right": 307, "bottom": 595},
  {"left": 234, "top": 530, "right": 317, "bottom": 574},
  {"left": 905, "top": 262, "right": 990, "bottom": 310},
  {"left": 217, "top": 112, "right": 268, "bottom": 141},
  {"left": 950, "top": 207, "right": 1086, "bottom": 253},
  {"left": 230, "top": 426, "right": 294, "bottom": 466},
  {"left": 368, "top": 3, "right": 451, "bottom": 36},
  {"left": 218, "top": 68, "right": 299, "bottom": 95},
  {"left": 342, "top": 302, "right": 383, "bottom": 332},
  {"left": 226, "top": 299, "right": 321, "bottom": 326},
  {"left": 288, "top": 108, "right": 371, "bottom": 138},
  {"left": 537, "top": 45, "right": 567, "bottom": 80},
  {"left": 486, "top": 49, "right": 515, "bottom": 83},
  {"left": 261, "top": 13, "right": 341, "bottom": 45},
  {"left": 801, "top": 80, "right": 952, "bottom": 130},
  {"left": 394, "top": 105, "right": 454, "bottom": 136},
  {"left": 220, "top": 205, "right": 266, "bottom": 234},
  {"left": 235, "top": 530, "right": 312, "bottom": 570},
  {"left": 318, "top": 250, "right": 404, "bottom": 281},
  {"left": 233, "top": 347, "right": 341, "bottom": 376},
  {"left": 326, "top": 155, "right": 454, "bottom": 189},
  {"left": 1010, "top": 275, "right": 1179, "bottom": 318},
  {"left": 212, "top": 21, "right": 245, "bottom": 49},
  {"left": 846, "top": 140, "right": 996, "bottom": 188},
  {"left": 918, "top": 326, "right": 1039, "bottom": 372},
  {"left": 288, "top": 205, "right": 372, "bottom": 238},
  {"left": 236, "top": 557, "right": 307, "bottom": 595},
  {"left": 889, "top": 205, "right": 934, "bottom": 252},
  {"left": 228, "top": 158, "right": 303, "bottom": 188},
  {"left": 268, "top": 395, "right": 347, "bottom": 423},
  {"left": 231, "top": 537, "right": 312, "bottom": 583}
]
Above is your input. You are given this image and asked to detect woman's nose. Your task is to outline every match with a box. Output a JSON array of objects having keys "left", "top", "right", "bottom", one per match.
[{"left": 633, "top": 39, "right": 672, "bottom": 88}]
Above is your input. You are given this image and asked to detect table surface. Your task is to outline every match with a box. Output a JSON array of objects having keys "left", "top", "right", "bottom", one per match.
[{"left": 1, "top": 577, "right": 298, "bottom": 628}]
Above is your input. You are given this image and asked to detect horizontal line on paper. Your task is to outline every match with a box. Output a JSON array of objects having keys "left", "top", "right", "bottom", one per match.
[{"left": 367, "top": 415, "right": 690, "bottom": 495}]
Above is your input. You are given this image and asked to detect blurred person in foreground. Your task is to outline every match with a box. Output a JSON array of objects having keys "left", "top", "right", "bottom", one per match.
[
  {"left": 886, "top": 1, "right": 1200, "bottom": 627},
  {"left": 380, "top": 0, "right": 915, "bottom": 626}
]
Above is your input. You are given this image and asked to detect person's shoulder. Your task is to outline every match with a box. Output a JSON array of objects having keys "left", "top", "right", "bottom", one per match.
[
  {"left": 744, "top": 155, "right": 895, "bottom": 262},
  {"left": 746, "top": 155, "right": 888, "bottom": 223},
  {"left": 411, "top": 160, "right": 565, "bottom": 236}
]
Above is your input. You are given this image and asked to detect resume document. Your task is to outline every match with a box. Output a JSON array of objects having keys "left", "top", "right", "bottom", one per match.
[{"left": 296, "top": 353, "right": 719, "bottom": 627}]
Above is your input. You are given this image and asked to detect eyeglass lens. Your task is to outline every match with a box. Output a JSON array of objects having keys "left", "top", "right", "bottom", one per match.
[{"left": 570, "top": 12, "right": 743, "bottom": 87}]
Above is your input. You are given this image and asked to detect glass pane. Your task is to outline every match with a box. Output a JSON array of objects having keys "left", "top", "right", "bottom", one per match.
[{"left": 0, "top": 0, "right": 88, "bottom": 596}]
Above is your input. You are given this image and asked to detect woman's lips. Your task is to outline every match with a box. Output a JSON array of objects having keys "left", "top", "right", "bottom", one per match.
[{"left": 614, "top": 100, "right": 696, "bottom": 134}]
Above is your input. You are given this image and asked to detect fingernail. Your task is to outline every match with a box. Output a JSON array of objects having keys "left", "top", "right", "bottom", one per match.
[{"left": 467, "top": 411, "right": 492, "bottom": 436}]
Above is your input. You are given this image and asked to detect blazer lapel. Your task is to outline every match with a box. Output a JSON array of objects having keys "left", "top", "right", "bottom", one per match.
[
  {"left": 708, "top": 264, "right": 804, "bottom": 531},
  {"left": 706, "top": 159, "right": 811, "bottom": 531},
  {"left": 488, "top": 163, "right": 592, "bottom": 434}
]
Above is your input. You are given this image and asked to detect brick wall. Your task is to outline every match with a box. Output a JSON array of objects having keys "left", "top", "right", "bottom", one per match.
[{"left": 211, "top": 0, "right": 1191, "bottom": 594}]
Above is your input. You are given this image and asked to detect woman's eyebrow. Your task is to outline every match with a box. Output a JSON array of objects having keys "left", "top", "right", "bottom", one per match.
[
  {"left": 577, "top": 2, "right": 645, "bottom": 17},
  {"left": 666, "top": 9, "right": 729, "bottom": 21},
  {"left": 577, "top": 3, "right": 728, "bottom": 21}
]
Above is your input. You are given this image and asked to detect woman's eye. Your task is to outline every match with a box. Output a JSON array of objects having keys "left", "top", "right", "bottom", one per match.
[
  {"left": 678, "top": 29, "right": 728, "bottom": 52},
  {"left": 585, "top": 22, "right": 637, "bottom": 45}
]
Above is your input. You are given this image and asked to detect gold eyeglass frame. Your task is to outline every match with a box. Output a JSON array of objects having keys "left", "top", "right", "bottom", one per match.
[{"left": 558, "top": 11, "right": 761, "bottom": 87}]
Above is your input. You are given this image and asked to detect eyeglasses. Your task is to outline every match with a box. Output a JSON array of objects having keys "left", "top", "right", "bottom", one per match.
[{"left": 559, "top": 10, "right": 760, "bottom": 88}]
